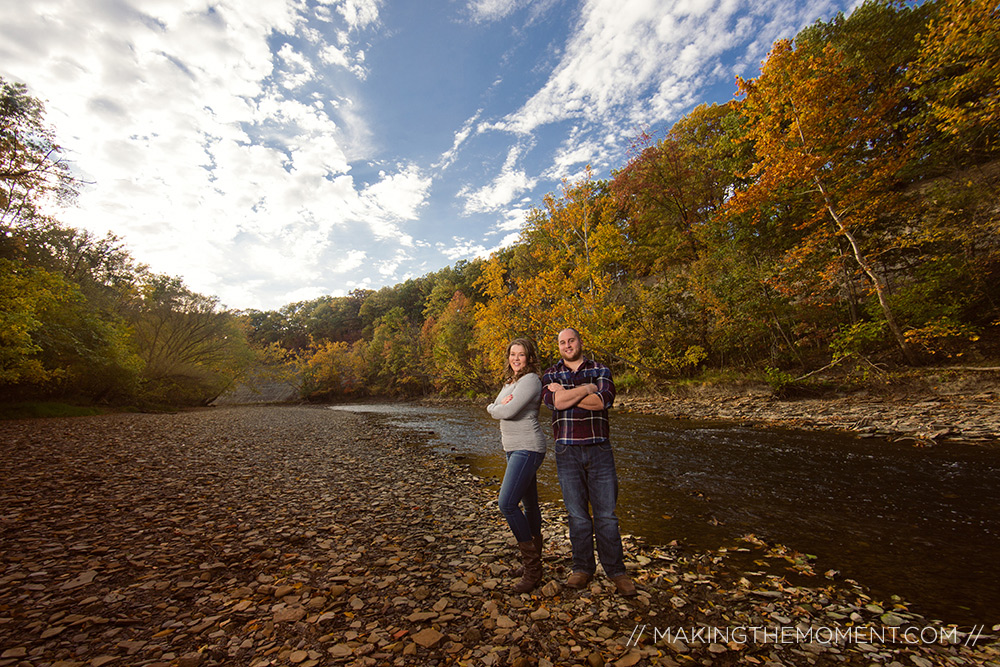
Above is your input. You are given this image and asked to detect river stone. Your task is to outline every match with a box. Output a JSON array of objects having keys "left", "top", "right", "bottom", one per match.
[
  {"left": 412, "top": 627, "right": 444, "bottom": 648},
  {"left": 615, "top": 649, "right": 642, "bottom": 666},
  {"left": 530, "top": 607, "right": 551, "bottom": 620},
  {"left": 407, "top": 611, "right": 437, "bottom": 622},
  {"left": 176, "top": 652, "right": 203, "bottom": 667},
  {"left": 328, "top": 644, "right": 352, "bottom": 657},
  {"left": 540, "top": 580, "right": 562, "bottom": 597},
  {"left": 881, "top": 612, "right": 905, "bottom": 627},
  {"left": 273, "top": 607, "right": 306, "bottom": 623},
  {"left": 62, "top": 570, "right": 98, "bottom": 590}
]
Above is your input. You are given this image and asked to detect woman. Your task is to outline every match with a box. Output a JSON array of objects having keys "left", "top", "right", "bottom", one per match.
[{"left": 487, "top": 337, "right": 548, "bottom": 593}]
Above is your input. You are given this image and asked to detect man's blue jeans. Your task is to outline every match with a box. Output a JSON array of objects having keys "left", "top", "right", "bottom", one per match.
[
  {"left": 498, "top": 449, "right": 545, "bottom": 543},
  {"left": 555, "top": 441, "right": 627, "bottom": 578}
]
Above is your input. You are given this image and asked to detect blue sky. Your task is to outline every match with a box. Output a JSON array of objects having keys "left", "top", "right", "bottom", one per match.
[{"left": 1, "top": 0, "right": 856, "bottom": 311}]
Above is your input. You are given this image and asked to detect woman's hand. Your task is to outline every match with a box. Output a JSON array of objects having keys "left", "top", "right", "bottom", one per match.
[{"left": 502, "top": 394, "right": 514, "bottom": 404}]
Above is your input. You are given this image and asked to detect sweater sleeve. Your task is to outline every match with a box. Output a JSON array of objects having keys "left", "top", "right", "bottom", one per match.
[
  {"left": 486, "top": 373, "right": 541, "bottom": 420},
  {"left": 486, "top": 385, "right": 504, "bottom": 418}
]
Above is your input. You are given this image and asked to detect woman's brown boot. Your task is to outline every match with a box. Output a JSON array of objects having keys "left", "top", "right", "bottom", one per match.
[
  {"left": 509, "top": 533, "right": 543, "bottom": 577},
  {"left": 512, "top": 539, "right": 542, "bottom": 593}
]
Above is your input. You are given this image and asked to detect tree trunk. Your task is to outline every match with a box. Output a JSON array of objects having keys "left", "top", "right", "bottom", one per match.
[{"left": 814, "top": 176, "right": 920, "bottom": 365}]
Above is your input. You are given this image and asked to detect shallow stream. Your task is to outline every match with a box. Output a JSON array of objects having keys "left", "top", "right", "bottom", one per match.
[{"left": 329, "top": 402, "right": 999, "bottom": 627}]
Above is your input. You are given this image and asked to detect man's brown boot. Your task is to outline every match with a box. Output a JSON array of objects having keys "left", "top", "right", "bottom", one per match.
[
  {"left": 565, "top": 571, "right": 592, "bottom": 589},
  {"left": 512, "top": 540, "right": 542, "bottom": 593},
  {"left": 611, "top": 574, "right": 637, "bottom": 597}
]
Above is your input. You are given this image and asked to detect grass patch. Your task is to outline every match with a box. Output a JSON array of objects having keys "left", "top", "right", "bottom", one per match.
[{"left": 0, "top": 401, "right": 105, "bottom": 420}]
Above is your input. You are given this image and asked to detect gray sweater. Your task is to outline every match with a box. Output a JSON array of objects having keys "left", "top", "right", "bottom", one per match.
[{"left": 486, "top": 372, "right": 547, "bottom": 453}]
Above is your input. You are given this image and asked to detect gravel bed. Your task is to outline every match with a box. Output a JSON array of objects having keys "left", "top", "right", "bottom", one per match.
[{"left": 0, "top": 405, "right": 996, "bottom": 667}]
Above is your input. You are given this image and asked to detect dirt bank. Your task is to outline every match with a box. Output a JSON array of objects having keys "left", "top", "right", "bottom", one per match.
[{"left": 0, "top": 406, "right": 995, "bottom": 666}]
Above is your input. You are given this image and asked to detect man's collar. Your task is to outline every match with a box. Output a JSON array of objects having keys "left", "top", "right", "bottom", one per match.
[{"left": 557, "top": 356, "right": 590, "bottom": 371}]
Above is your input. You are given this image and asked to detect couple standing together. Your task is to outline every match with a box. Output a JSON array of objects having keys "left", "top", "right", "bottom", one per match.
[{"left": 486, "top": 328, "right": 636, "bottom": 597}]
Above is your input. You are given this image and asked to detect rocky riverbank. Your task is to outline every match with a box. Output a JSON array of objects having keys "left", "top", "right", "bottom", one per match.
[
  {"left": 0, "top": 406, "right": 996, "bottom": 667},
  {"left": 616, "top": 385, "right": 999, "bottom": 445}
]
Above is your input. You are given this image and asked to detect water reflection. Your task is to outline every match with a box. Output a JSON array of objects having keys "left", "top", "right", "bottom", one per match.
[{"left": 329, "top": 402, "right": 999, "bottom": 626}]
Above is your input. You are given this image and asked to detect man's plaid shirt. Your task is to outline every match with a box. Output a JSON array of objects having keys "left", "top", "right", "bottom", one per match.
[{"left": 541, "top": 357, "right": 616, "bottom": 445}]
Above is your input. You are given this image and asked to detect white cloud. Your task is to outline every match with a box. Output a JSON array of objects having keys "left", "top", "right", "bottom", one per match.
[
  {"left": 458, "top": 145, "right": 537, "bottom": 214},
  {"left": 0, "top": 0, "right": 427, "bottom": 309},
  {"left": 276, "top": 43, "right": 316, "bottom": 90},
  {"left": 439, "top": 238, "right": 488, "bottom": 261},
  {"left": 327, "top": 0, "right": 382, "bottom": 30},
  {"left": 497, "top": 0, "right": 839, "bottom": 138},
  {"left": 318, "top": 41, "right": 369, "bottom": 79},
  {"left": 466, "top": 0, "right": 528, "bottom": 23},
  {"left": 361, "top": 165, "right": 432, "bottom": 228},
  {"left": 435, "top": 110, "right": 482, "bottom": 171}
]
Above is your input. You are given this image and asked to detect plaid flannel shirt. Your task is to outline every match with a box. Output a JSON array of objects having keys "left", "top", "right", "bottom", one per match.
[{"left": 541, "top": 357, "right": 616, "bottom": 445}]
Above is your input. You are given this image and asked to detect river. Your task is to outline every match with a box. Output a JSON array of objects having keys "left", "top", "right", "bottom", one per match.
[{"left": 328, "top": 402, "right": 999, "bottom": 627}]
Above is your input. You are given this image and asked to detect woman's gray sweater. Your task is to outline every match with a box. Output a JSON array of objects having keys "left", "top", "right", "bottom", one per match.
[{"left": 486, "top": 372, "right": 547, "bottom": 453}]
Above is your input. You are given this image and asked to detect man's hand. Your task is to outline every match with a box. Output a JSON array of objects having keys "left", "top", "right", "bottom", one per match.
[{"left": 547, "top": 382, "right": 564, "bottom": 393}]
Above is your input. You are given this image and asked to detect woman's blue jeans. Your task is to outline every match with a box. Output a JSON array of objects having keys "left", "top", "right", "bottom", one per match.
[
  {"left": 498, "top": 449, "right": 545, "bottom": 543},
  {"left": 555, "top": 441, "right": 627, "bottom": 578}
]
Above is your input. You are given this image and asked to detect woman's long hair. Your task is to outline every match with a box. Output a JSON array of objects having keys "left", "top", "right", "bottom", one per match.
[{"left": 501, "top": 337, "right": 540, "bottom": 384}]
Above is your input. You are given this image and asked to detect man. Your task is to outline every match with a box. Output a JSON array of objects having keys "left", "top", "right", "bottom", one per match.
[{"left": 541, "top": 328, "right": 636, "bottom": 596}]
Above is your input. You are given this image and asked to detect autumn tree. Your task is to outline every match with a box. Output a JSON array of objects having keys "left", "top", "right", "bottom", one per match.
[
  {"left": 0, "top": 260, "right": 77, "bottom": 388},
  {"left": 729, "top": 1, "right": 932, "bottom": 365},
  {"left": 610, "top": 103, "right": 752, "bottom": 371},
  {"left": 421, "top": 290, "right": 489, "bottom": 394},
  {"left": 909, "top": 0, "right": 1000, "bottom": 161},
  {"left": 300, "top": 339, "right": 366, "bottom": 400}
]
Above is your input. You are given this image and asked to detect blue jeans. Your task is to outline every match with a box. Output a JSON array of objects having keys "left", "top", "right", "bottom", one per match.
[
  {"left": 498, "top": 449, "right": 545, "bottom": 543},
  {"left": 555, "top": 442, "right": 626, "bottom": 578}
]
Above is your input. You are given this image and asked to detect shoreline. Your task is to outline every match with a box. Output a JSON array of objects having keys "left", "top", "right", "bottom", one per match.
[
  {"left": 419, "top": 384, "right": 1000, "bottom": 445},
  {"left": 1, "top": 405, "right": 995, "bottom": 666}
]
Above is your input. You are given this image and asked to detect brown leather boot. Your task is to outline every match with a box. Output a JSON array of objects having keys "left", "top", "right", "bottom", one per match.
[
  {"left": 509, "top": 533, "right": 543, "bottom": 577},
  {"left": 565, "top": 571, "right": 593, "bottom": 589},
  {"left": 511, "top": 539, "right": 542, "bottom": 593},
  {"left": 610, "top": 574, "right": 637, "bottom": 597}
]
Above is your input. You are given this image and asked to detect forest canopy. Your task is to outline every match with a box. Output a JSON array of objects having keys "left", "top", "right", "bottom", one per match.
[{"left": 2, "top": 0, "right": 997, "bottom": 406}]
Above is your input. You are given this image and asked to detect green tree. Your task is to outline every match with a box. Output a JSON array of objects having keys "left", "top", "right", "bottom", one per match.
[
  {"left": 131, "top": 276, "right": 254, "bottom": 404},
  {"left": 1, "top": 78, "right": 76, "bottom": 228},
  {"left": 0, "top": 259, "right": 75, "bottom": 388},
  {"left": 365, "top": 306, "right": 424, "bottom": 396}
]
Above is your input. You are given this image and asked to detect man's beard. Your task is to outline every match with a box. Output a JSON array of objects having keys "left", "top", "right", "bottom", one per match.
[{"left": 561, "top": 349, "right": 582, "bottom": 362}]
